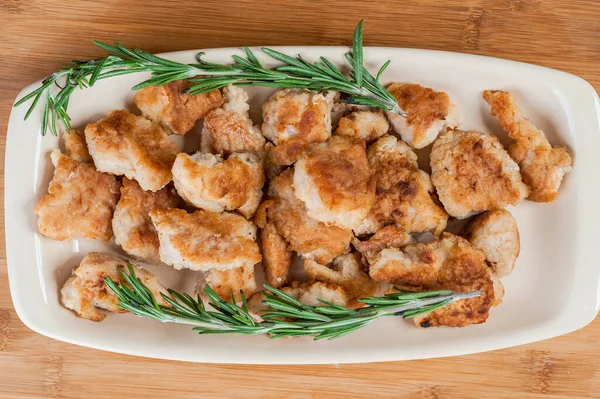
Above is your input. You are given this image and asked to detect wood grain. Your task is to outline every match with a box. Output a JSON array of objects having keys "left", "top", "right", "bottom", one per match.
[{"left": 1, "top": 0, "right": 599, "bottom": 398}]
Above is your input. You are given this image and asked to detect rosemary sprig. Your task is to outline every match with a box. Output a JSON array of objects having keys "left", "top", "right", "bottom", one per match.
[
  {"left": 14, "top": 20, "right": 405, "bottom": 137},
  {"left": 105, "top": 264, "right": 481, "bottom": 340}
]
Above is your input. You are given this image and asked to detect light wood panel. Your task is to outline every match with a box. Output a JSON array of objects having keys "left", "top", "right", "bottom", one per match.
[{"left": 1, "top": 1, "right": 599, "bottom": 398}]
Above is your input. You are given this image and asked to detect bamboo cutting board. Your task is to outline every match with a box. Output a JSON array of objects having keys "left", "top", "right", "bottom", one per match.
[{"left": 1, "top": 1, "right": 599, "bottom": 398}]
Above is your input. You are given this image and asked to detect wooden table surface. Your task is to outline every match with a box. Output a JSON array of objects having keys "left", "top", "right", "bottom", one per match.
[{"left": 1, "top": 1, "right": 599, "bottom": 398}]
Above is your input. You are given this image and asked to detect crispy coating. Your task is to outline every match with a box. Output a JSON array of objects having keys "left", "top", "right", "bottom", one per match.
[
  {"left": 430, "top": 129, "right": 529, "bottom": 218},
  {"left": 386, "top": 83, "right": 459, "bottom": 149},
  {"left": 60, "top": 252, "right": 167, "bottom": 322},
  {"left": 293, "top": 136, "right": 376, "bottom": 229},
  {"left": 64, "top": 129, "right": 92, "bottom": 162},
  {"left": 262, "top": 89, "right": 334, "bottom": 165},
  {"left": 35, "top": 150, "right": 121, "bottom": 242},
  {"left": 195, "top": 264, "right": 257, "bottom": 303},
  {"left": 172, "top": 152, "right": 264, "bottom": 218},
  {"left": 134, "top": 79, "right": 223, "bottom": 135},
  {"left": 461, "top": 209, "right": 520, "bottom": 277},
  {"left": 483, "top": 90, "right": 572, "bottom": 202},
  {"left": 354, "top": 135, "right": 448, "bottom": 235},
  {"left": 149, "top": 208, "right": 261, "bottom": 271},
  {"left": 304, "top": 252, "right": 379, "bottom": 307},
  {"left": 265, "top": 169, "right": 352, "bottom": 264},
  {"left": 112, "top": 179, "right": 181, "bottom": 263},
  {"left": 352, "top": 225, "right": 415, "bottom": 264},
  {"left": 85, "top": 110, "right": 180, "bottom": 191},
  {"left": 201, "top": 85, "right": 266, "bottom": 155},
  {"left": 368, "top": 233, "right": 501, "bottom": 327},
  {"left": 256, "top": 205, "right": 292, "bottom": 288},
  {"left": 334, "top": 109, "right": 390, "bottom": 144}
]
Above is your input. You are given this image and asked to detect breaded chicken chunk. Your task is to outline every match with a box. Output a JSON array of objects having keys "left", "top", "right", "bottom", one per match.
[
  {"left": 255, "top": 202, "right": 292, "bottom": 288},
  {"left": 60, "top": 252, "right": 167, "bottom": 322},
  {"left": 195, "top": 265, "right": 257, "bottom": 303},
  {"left": 304, "top": 252, "right": 379, "bottom": 307},
  {"left": 149, "top": 208, "right": 261, "bottom": 271},
  {"left": 201, "top": 85, "right": 266, "bottom": 155},
  {"left": 483, "top": 90, "right": 572, "bottom": 202},
  {"left": 354, "top": 135, "right": 448, "bottom": 236},
  {"left": 64, "top": 129, "right": 92, "bottom": 162},
  {"left": 293, "top": 136, "right": 376, "bottom": 229},
  {"left": 386, "top": 83, "right": 459, "bottom": 149},
  {"left": 172, "top": 151, "right": 264, "bottom": 218},
  {"left": 264, "top": 169, "right": 352, "bottom": 264},
  {"left": 248, "top": 281, "right": 349, "bottom": 320},
  {"left": 368, "top": 233, "right": 502, "bottom": 327},
  {"left": 112, "top": 179, "right": 180, "bottom": 263},
  {"left": 262, "top": 89, "right": 334, "bottom": 165},
  {"left": 35, "top": 150, "right": 121, "bottom": 242},
  {"left": 430, "top": 129, "right": 529, "bottom": 218},
  {"left": 134, "top": 79, "right": 223, "bottom": 135},
  {"left": 461, "top": 209, "right": 520, "bottom": 277},
  {"left": 334, "top": 109, "right": 390, "bottom": 144},
  {"left": 85, "top": 110, "right": 180, "bottom": 192},
  {"left": 352, "top": 225, "right": 415, "bottom": 264}
]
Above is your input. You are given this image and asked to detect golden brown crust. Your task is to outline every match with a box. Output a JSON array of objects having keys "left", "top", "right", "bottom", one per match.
[
  {"left": 304, "top": 253, "right": 379, "bottom": 308},
  {"left": 355, "top": 135, "right": 448, "bottom": 235},
  {"left": 112, "top": 178, "right": 181, "bottom": 263},
  {"left": 59, "top": 252, "right": 167, "bottom": 322},
  {"left": 387, "top": 83, "right": 451, "bottom": 146},
  {"left": 266, "top": 169, "right": 351, "bottom": 264},
  {"left": 334, "top": 109, "right": 389, "bottom": 143},
  {"left": 259, "top": 221, "right": 292, "bottom": 288},
  {"left": 352, "top": 225, "right": 414, "bottom": 264},
  {"left": 85, "top": 110, "right": 180, "bottom": 192},
  {"left": 134, "top": 79, "right": 223, "bottom": 135},
  {"left": 195, "top": 265, "right": 257, "bottom": 303},
  {"left": 172, "top": 152, "right": 264, "bottom": 217},
  {"left": 369, "top": 233, "right": 497, "bottom": 327},
  {"left": 35, "top": 151, "right": 121, "bottom": 242},
  {"left": 483, "top": 90, "right": 572, "bottom": 202},
  {"left": 262, "top": 89, "right": 332, "bottom": 165},
  {"left": 64, "top": 129, "right": 92, "bottom": 162},
  {"left": 149, "top": 208, "right": 261, "bottom": 271},
  {"left": 430, "top": 129, "right": 528, "bottom": 218},
  {"left": 203, "top": 110, "right": 266, "bottom": 155}
]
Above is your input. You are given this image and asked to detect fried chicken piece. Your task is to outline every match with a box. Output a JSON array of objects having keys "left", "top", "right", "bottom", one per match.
[
  {"left": 112, "top": 179, "right": 181, "bottom": 263},
  {"left": 352, "top": 225, "right": 415, "bottom": 264},
  {"left": 35, "top": 150, "right": 121, "bottom": 242},
  {"left": 60, "top": 252, "right": 167, "bottom": 322},
  {"left": 248, "top": 281, "right": 349, "bottom": 319},
  {"left": 386, "top": 83, "right": 459, "bottom": 149},
  {"left": 293, "top": 136, "right": 376, "bottom": 229},
  {"left": 172, "top": 152, "right": 264, "bottom": 218},
  {"left": 354, "top": 135, "right": 448, "bottom": 236},
  {"left": 85, "top": 110, "right": 180, "bottom": 191},
  {"left": 483, "top": 90, "right": 572, "bottom": 202},
  {"left": 134, "top": 79, "right": 223, "bottom": 135},
  {"left": 334, "top": 109, "right": 390, "bottom": 144},
  {"left": 304, "top": 252, "right": 379, "bottom": 307},
  {"left": 149, "top": 208, "right": 261, "bottom": 271},
  {"left": 262, "top": 89, "right": 334, "bottom": 165},
  {"left": 430, "top": 129, "right": 529, "bottom": 218},
  {"left": 262, "top": 143, "right": 286, "bottom": 182},
  {"left": 461, "top": 209, "right": 520, "bottom": 277},
  {"left": 201, "top": 85, "right": 266, "bottom": 155},
  {"left": 195, "top": 265, "right": 257, "bottom": 303},
  {"left": 64, "top": 129, "right": 92, "bottom": 162},
  {"left": 265, "top": 169, "right": 352, "bottom": 264},
  {"left": 255, "top": 201, "right": 292, "bottom": 288},
  {"left": 368, "top": 233, "right": 502, "bottom": 327}
]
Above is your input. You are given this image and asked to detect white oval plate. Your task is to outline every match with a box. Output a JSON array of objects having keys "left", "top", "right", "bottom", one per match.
[{"left": 5, "top": 47, "right": 600, "bottom": 364}]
